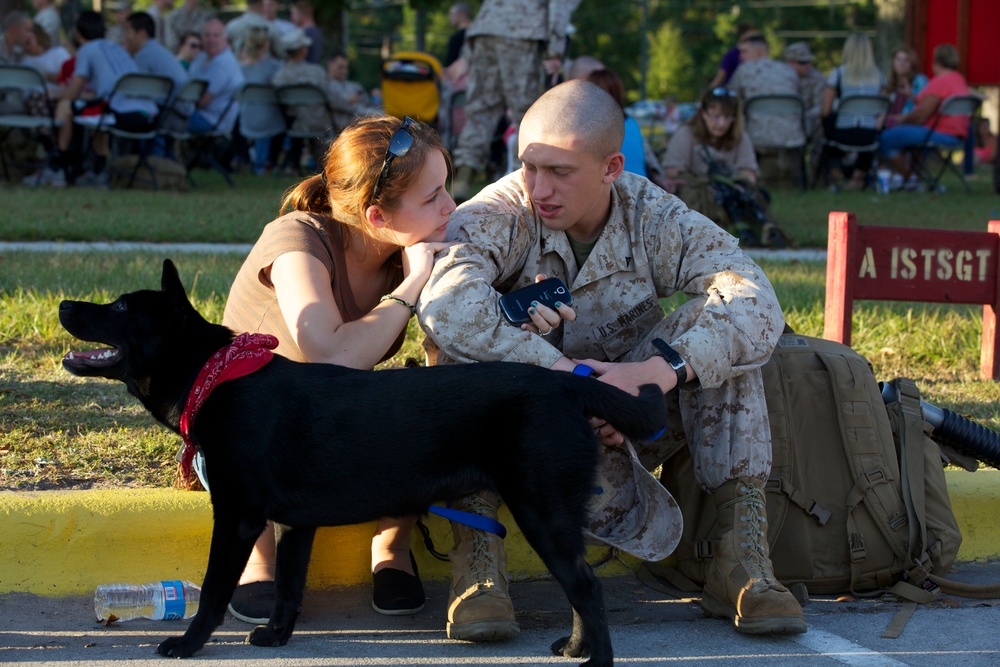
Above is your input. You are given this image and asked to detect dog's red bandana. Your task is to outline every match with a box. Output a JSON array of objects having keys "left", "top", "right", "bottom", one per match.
[{"left": 179, "top": 332, "right": 279, "bottom": 480}]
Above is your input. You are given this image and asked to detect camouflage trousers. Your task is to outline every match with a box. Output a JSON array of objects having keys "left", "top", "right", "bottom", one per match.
[
  {"left": 622, "top": 300, "right": 772, "bottom": 492},
  {"left": 452, "top": 35, "right": 544, "bottom": 172},
  {"left": 423, "top": 297, "right": 772, "bottom": 495}
]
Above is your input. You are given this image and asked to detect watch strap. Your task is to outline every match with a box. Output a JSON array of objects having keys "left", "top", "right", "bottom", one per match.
[{"left": 651, "top": 338, "right": 688, "bottom": 385}]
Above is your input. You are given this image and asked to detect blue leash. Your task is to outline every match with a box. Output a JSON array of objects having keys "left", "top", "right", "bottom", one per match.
[{"left": 428, "top": 505, "right": 507, "bottom": 538}]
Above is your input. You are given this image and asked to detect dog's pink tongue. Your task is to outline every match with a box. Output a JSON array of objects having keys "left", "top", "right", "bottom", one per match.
[{"left": 64, "top": 348, "right": 118, "bottom": 366}]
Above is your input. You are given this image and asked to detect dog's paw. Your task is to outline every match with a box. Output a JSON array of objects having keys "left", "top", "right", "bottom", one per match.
[
  {"left": 550, "top": 634, "right": 590, "bottom": 659},
  {"left": 156, "top": 636, "right": 198, "bottom": 658},
  {"left": 246, "top": 625, "right": 289, "bottom": 647}
]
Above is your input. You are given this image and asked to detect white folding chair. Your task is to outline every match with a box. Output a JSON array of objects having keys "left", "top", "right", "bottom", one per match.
[
  {"left": 0, "top": 64, "right": 63, "bottom": 181},
  {"left": 237, "top": 83, "right": 286, "bottom": 171},
  {"left": 158, "top": 79, "right": 235, "bottom": 187},
  {"left": 743, "top": 94, "right": 807, "bottom": 190}
]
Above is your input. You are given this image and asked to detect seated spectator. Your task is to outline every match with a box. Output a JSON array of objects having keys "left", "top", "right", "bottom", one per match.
[
  {"left": 237, "top": 26, "right": 283, "bottom": 174},
  {"left": 1, "top": 11, "right": 33, "bottom": 65},
  {"left": 326, "top": 51, "right": 380, "bottom": 129},
  {"left": 662, "top": 87, "right": 783, "bottom": 247},
  {"left": 21, "top": 22, "right": 71, "bottom": 89},
  {"left": 290, "top": 1, "right": 322, "bottom": 64},
  {"left": 272, "top": 28, "right": 337, "bottom": 173},
  {"left": 164, "top": 0, "right": 209, "bottom": 54},
  {"left": 820, "top": 33, "right": 885, "bottom": 190},
  {"left": 30, "top": 0, "right": 62, "bottom": 48},
  {"left": 187, "top": 17, "right": 243, "bottom": 134},
  {"left": 879, "top": 43, "right": 970, "bottom": 186},
  {"left": 884, "top": 46, "right": 928, "bottom": 124},
  {"left": 585, "top": 67, "right": 670, "bottom": 191},
  {"left": 782, "top": 41, "right": 824, "bottom": 158},
  {"left": 974, "top": 118, "right": 996, "bottom": 167},
  {"left": 174, "top": 30, "right": 201, "bottom": 71},
  {"left": 47, "top": 10, "right": 158, "bottom": 187},
  {"left": 708, "top": 23, "right": 759, "bottom": 89},
  {"left": 123, "top": 11, "right": 189, "bottom": 95},
  {"left": 728, "top": 33, "right": 803, "bottom": 150}
]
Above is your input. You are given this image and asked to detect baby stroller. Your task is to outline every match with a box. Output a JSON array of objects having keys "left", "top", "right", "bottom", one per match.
[{"left": 380, "top": 51, "right": 443, "bottom": 130}]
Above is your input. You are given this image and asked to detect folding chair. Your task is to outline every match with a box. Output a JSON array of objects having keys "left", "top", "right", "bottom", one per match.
[
  {"left": 85, "top": 73, "right": 174, "bottom": 189},
  {"left": 275, "top": 82, "right": 338, "bottom": 140},
  {"left": 911, "top": 94, "right": 983, "bottom": 193},
  {"left": 236, "top": 83, "right": 285, "bottom": 172},
  {"left": 276, "top": 82, "right": 338, "bottom": 174},
  {"left": 159, "top": 78, "right": 234, "bottom": 188},
  {"left": 813, "top": 94, "right": 891, "bottom": 188},
  {"left": 743, "top": 94, "right": 807, "bottom": 190},
  {"left": 0, "top": 64, "right": 63, "bottom": 182}
]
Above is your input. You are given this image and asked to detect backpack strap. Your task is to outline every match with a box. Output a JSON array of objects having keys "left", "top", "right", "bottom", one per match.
[{"left": 895, "top": 378, "right": 937, "bottom": 586}]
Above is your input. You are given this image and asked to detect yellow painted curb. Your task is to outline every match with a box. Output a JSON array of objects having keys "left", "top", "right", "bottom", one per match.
[{"left": 1, "top": 468, "right": 996, "bottom": 597}]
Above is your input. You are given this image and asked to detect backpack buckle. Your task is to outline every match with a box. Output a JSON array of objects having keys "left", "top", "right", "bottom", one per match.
[
  {"left": 694, "top": 540, "right": 714, "bottom": 559},
  {"left": 807, "top": 500, "right": 832, "bottom": 526},
  {"left": 849, "top": 532, "right": 867, "bottom": 561}
]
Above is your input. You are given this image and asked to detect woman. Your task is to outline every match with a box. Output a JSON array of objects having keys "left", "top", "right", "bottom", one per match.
[
  {"left": 661, "top": 86, "right": 775, "bottom": 246},
  {"left": 879, "top": 43, "right": 970, "bottom": 184},
  {"left": 219, "top": 115, "right": 455, "bottom": 623},
  {"left": 820, "top": 33, "right": 885, "bottom": 190},
  {"left": 884, "top": 46, "right": 928, "bottom": 122},
  {"left": 584, "top": 67, "right": 669, "bottom": 190}
]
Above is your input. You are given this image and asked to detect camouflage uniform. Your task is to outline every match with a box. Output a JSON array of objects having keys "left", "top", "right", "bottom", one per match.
[
  {"left": 420, "top": 171, "right": 783, "bottom": 493},
  {"left": 452, "top": 0, "right": 580, "bottom": 172},
  {"left": 728, "top": 59, "right": 804, "bottom": 149},
  {"left": 272, "top": 61, "right": 336, "bottom": 135}
]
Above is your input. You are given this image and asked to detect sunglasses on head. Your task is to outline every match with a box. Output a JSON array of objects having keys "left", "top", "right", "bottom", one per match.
[
  {"left": 371, "top": 116, "right": 417, "bottom": 205},
  {"left": 709, "top": 87, "right": 738, "bottom": 98}
]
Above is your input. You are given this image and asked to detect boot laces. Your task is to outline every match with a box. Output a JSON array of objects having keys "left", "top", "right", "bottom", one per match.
[
  {"left": 462, "top": 495, "right": 501, "bottom": 588},
  {"left": 722, "top": 483, "right": 776, "bottom": 586}
]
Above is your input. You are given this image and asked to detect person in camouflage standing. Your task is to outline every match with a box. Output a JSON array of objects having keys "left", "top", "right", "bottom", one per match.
[
  {"left": 450, "top": 0, "right": 580, "bottom": 202},
  {"left": 420, "top": 80, "right": 806, "bottom": 640}
]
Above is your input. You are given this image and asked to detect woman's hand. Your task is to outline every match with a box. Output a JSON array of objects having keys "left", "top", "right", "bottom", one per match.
[
  {"left": 520, "top": 274, "right": 576, "bottom": 336},
  {"left": 401, "top": 241, "right": 455, "bottom": 284}
]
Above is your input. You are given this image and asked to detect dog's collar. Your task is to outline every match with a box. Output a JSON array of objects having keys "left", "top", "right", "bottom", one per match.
[{"left": 179, "top": 332, "right": 279, "bottom": 483}]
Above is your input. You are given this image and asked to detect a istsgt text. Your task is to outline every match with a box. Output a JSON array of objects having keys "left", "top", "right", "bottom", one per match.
[{"left": 857, "top": 246, "right": 992, "bottom": 282}]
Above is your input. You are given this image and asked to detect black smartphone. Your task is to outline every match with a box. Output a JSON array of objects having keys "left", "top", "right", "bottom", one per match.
[{"left": 498, "top": 277, "right": 573, "bottom": 325}]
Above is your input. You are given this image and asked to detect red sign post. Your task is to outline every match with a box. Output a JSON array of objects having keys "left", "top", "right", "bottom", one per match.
[{"left": 824, "top": 212, "right": 1000, "bottom": 380}]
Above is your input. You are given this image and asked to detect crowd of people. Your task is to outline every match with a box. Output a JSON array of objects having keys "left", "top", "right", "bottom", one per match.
[
  {"left": 2, "top": 1, "right": 997, "bottom": 654},
  {"left": 0, "top": 0, "right": 380, "bottom": 186}
]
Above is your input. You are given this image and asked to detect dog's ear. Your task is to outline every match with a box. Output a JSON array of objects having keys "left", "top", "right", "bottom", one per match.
[{"left": 161, "top": 259, "right": 187, "bottom": 299}]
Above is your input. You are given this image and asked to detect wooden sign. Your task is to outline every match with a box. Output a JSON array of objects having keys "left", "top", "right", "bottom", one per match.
[{"left": 824, "top": 211, "right": 1000, "bottom": 380}]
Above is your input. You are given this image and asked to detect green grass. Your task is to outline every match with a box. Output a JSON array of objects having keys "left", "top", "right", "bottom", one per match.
[{"left": 2, "top": 168, "right": 999, "bottom": 489}]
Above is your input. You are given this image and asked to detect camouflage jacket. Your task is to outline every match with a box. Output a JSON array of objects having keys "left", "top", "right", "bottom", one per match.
[
  {"left": 418, "top": 171, "right": 783, "bottom": 389},
  {"left": 466, "top": 0, "right": 581, "bottom": 58}
]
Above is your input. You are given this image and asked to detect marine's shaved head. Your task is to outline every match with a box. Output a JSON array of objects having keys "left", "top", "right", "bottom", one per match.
[{"left": 521, "top": 80, "right": 624, "bottom": 161}]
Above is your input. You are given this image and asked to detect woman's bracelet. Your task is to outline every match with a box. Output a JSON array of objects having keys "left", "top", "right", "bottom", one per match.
[{"left": 379, "top": 294, "right": 416, "bottom": 317}]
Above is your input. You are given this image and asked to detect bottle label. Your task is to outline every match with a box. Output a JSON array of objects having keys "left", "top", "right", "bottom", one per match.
[{"left": 161, "top": 580, "right": 185, "bottom": 620}]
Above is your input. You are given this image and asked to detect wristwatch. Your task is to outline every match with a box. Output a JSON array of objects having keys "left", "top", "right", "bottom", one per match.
[{"left": 651, "top": 338, "right": 689, "bottom": 385}]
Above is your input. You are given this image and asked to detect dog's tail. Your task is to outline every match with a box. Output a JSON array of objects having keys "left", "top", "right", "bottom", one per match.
[{"left": 573, "top": 379, "right": 667, "bottom": 441}]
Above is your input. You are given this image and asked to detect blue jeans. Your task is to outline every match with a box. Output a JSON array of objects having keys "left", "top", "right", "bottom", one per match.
[
  {"left": 880, "top": 124, "right": 961, "bottom": 157},
  {"left": 187, "top": 111, "right": 216, "bottom": 133}
]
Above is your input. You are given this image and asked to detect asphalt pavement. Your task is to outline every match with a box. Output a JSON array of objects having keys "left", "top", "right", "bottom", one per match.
[{"left": 3, "top": 564, "right": 1000, "bottom": 666}]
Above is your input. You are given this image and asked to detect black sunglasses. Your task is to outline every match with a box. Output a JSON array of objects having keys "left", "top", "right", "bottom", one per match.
[{"left": 371, "top": 116, "right": 417, "bottom": 204}]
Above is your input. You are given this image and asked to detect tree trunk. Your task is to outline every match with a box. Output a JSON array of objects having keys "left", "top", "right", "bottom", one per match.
[{"left": 874, "top": 0, "right": 907, "bottom": 69}]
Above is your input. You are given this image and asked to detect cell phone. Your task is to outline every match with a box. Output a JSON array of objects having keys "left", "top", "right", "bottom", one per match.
[{"left": 498, "top": 277, "right": 573, "bottom": 325}]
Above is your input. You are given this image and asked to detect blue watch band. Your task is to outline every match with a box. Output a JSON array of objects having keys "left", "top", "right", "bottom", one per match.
[{"left": 573, "top": 364, "right": 595, "bottom": 377}]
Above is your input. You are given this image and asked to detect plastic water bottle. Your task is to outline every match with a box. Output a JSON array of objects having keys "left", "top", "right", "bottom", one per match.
[{"left": 94, "top": 580, "right": 201, "bottom": 622}]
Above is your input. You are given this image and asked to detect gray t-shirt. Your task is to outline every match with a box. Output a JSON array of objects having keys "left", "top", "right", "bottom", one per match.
[
  {"left": 134, "top": 39, "right": 189, "bottom": 95},
  {"left": 74, "top": 39, "right": 156, "bottom": 116},
  {"left": 188, "top": 47, "right": 244, "bottom": 132}
]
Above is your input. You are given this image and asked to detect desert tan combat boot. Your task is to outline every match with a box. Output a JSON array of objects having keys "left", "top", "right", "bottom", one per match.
[
  {"left": 446, "top": 492, "right": 519, "bottom": 641},
  {"left": 452, "top": 165, "right": 474, "bottom": 203},
  {"left": 701, "top": 477, "right": 806, "bottom": 635}
]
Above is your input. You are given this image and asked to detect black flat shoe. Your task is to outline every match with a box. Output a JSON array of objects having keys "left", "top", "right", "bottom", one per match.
[
  {"left": 372, "top": 551, "right": 425, "bottom": 616},
  {"left": 227, "top": 580, "right": 274, "bottom": 624}
]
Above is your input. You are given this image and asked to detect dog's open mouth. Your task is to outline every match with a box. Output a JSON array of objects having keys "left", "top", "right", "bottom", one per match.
[{"left": 63, "top": 347, "right": 122, "bottom": 370}]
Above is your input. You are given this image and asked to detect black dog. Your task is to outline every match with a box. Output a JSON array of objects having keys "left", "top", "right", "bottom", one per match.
[{"left": 58, "top": 260, "right": 667, "bottom": 667}]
